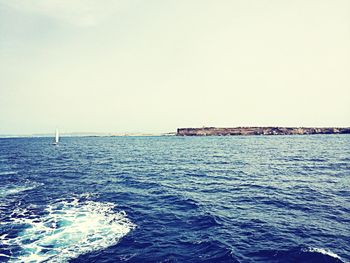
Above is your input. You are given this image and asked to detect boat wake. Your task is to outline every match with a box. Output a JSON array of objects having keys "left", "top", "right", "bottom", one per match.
[{"left": 0, "top": 198, "right": 136, "bottom": 262}]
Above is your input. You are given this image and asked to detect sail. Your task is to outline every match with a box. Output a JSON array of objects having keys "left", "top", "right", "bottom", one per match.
[{"left": 55, "top": 129, "right": 59, "bottom": 143}]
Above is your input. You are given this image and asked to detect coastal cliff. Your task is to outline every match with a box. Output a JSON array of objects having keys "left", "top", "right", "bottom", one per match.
[{"left": 177, "top": 127, "right": 350, "bottom": 136}]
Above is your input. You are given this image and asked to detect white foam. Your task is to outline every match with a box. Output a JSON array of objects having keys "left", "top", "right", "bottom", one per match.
[
  {"left": 305, "top": 247, "right": 343, "bottom": 261},
  {"left": 3, "top": 198, "right": 136, "bottom": 262}
]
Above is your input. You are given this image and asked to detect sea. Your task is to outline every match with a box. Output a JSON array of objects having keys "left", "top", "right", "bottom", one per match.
[{"left": 0, "top": 135, "right": 349, "bottom": 263}]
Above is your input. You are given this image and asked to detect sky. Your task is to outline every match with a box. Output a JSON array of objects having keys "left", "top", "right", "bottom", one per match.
[{"left": 0, "top": 0, "right": 349, "bottom": 135}]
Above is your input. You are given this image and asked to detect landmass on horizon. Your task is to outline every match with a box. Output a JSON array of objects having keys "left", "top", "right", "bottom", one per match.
[{"left": 177, "top": 127, "right": 350, "bottom": 136}]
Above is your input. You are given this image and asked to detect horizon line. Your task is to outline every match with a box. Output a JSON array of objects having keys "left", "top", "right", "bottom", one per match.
[{"left": 1, "top": 125, "right": 350, "bottom": 137}]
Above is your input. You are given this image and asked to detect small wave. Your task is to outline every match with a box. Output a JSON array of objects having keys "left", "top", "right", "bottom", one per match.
[
  {"left": 192, "top": 240, "right": 240, "bottom": 262},
  {"left": 0, "top": 171, "right": 17, "bottom": 176},
  {"left": 250, "top": 246, "right": 345, "bottom": 263},
  {"left": 186, "top": 213, "right": 222, "bottom": 229},
  {"left": 2, "top": 198, "right": 136, "bottom": 262},
  {"left": 303, "top": 247, "right": 343, "bottom": 261},
  {"left": 0, "top": 181, "right": 43, "bottom": 197}
]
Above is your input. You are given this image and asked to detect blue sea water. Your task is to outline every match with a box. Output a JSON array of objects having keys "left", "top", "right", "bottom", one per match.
[{"left": 0, "top": 135, "right": 349, "bottom": 263}]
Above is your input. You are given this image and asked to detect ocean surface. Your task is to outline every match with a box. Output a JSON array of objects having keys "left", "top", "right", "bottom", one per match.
[{"left": 0, "top": 135, "right": 349, "bottom": 263}]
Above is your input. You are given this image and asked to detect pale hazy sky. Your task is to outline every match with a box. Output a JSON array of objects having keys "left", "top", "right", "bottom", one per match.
[{"left": 0, "top": 0, "right": 349, "bottom": 134}]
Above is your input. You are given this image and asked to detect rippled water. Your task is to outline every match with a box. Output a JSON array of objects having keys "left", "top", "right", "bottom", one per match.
[{"left": 0, "top": 135, "right": 349, "bottom": 262}]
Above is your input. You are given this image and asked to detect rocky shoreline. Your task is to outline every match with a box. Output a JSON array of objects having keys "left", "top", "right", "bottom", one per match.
[{"left": 177, "top": 127, "right": 350, "bottom": 136}]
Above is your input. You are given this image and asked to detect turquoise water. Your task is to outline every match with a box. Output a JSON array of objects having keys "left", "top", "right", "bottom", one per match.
[{"left": 0, "top": 135, "right": 349, "bottom": 262}]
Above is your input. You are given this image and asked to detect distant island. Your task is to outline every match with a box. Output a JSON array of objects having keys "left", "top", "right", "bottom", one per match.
[{"left": 177, "top": 127, "right": 350, "bottom": 136}]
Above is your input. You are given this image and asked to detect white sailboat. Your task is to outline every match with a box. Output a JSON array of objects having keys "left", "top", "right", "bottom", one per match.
[{"left": 53, "top": 129, "right": 59, "bottom": 145}]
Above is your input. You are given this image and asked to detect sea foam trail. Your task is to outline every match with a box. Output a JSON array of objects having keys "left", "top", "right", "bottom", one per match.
[{"left": 2, "top": 198, "right": 136, "bottom": 262}]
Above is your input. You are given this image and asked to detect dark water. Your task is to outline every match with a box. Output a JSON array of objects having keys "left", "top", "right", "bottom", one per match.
[{"left": 0, "top": 135, "right": 349, "bottom": 263}]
